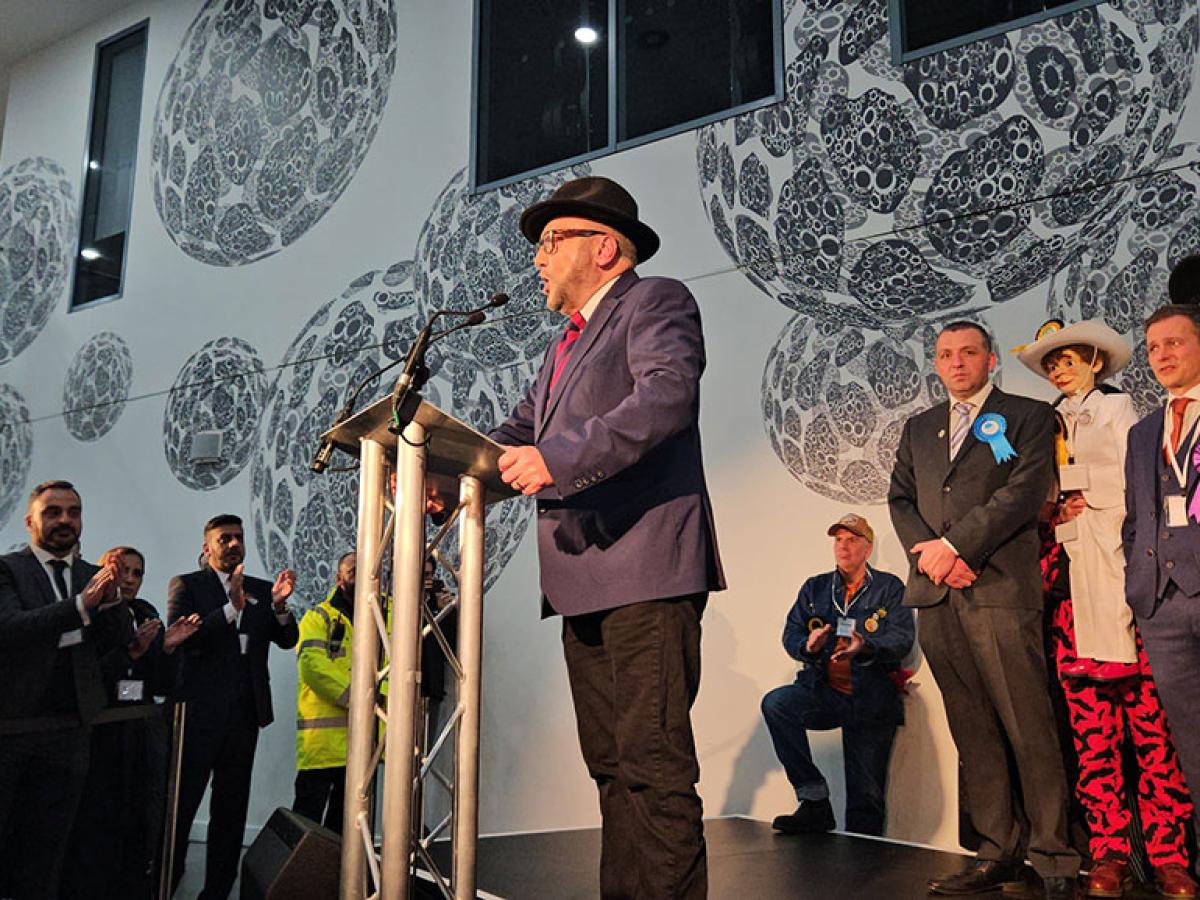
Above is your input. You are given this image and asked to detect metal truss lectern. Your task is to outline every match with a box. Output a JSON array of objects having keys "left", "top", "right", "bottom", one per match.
[{"left": 321, "top": 395, "right": 515, "bottom": 900}]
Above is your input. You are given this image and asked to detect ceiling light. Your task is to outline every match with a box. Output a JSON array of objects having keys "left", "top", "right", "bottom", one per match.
[{"left": 80, "top": 248, "right": 101, "bottom": 260}]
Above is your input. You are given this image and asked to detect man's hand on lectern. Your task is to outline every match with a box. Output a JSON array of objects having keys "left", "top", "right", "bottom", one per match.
[{"left": 497, "top": 445, "right": 553, "bottom": 496}]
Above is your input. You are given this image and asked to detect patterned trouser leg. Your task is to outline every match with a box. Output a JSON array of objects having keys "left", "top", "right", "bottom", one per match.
[{"left": 1050, "top": 597, "right": 1193, "bottom": 866}]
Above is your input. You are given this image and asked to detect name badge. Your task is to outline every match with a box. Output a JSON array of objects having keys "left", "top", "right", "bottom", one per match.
[
  {"left": 58, "top": 628, "right": 83, "bottom": 648},
  {"left": 1167, "top": 495, "right": 1189, "bottom": 528},
  {"left": 836, "top": 617, "right": 855, "bottom": 639},
  {"left": 1058, "top": 464, "right": 1090, "bottom": 492},
  {"left": 1055, "top": 519, "right": 1079, "bottom": 543},
  {"left": 117, "top": 679, "right": 144, "bottom": 702},
  {"left": 239, "top": 633, "right": 250, "bottom": 655}
]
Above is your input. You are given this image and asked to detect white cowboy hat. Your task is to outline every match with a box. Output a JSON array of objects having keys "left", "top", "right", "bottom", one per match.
[{"left": 1015, "top": 319, "right": 1132, "bottom": 382}]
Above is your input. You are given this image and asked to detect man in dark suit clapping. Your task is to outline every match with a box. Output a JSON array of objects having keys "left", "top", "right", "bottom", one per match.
[
  {"left": 888, "top": 323, "right": 1079, "bottom": 900},
  {"left": 0, "top": 479, "right": 125, "bottom": 900},
  {"left": 168, "top": 514, "right": 298, "bottom": 900}
]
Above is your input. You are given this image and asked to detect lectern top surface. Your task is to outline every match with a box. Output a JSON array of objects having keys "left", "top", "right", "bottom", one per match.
[{"left": 321, "top": 395, "right": 518, "bottom": 503}]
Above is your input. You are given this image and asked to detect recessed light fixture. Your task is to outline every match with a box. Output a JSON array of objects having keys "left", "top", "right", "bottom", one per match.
[
  {"left": 575, "top": 26, "right": 599, "bottom": 44},
  {"left": 80, "top": 248, "right": 101, "bottom": 260}
]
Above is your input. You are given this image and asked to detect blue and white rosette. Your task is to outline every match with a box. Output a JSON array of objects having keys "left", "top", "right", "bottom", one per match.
[{"left": 973, "top": 413, "right": 1017, "bottom": 463}]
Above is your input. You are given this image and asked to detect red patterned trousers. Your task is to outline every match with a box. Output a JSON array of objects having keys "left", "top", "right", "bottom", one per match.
[{"left": 1047, "top": 588, "right": 1192, "bottom": 865}]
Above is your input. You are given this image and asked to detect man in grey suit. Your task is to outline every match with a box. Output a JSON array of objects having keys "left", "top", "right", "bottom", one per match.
[
  {"left": 0, "top": 480, "right": 124, "bottom": 899},
  {"left": 488, "top": 175, "right": 725, "bottom": 899},
  {"left": 888, "top": 323, "right": 1079, "bottom": 899}
]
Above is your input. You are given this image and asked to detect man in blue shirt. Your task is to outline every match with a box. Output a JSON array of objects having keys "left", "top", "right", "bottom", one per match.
[{"left": 761, "top": 514, "right": 914, "bottom": 836}]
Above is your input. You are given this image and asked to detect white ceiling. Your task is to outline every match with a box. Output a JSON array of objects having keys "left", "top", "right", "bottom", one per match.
[{"left": 0, "top": 0, "right": 141, "bottom": 71}]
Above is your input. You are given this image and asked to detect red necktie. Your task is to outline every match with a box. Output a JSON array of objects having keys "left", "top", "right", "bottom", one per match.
[
  {"left": 1169, "top": 396, "right": 1193, "bottom": 457},
  {"left": 549, "top": 312, "right": 586, "bottom": 390}
]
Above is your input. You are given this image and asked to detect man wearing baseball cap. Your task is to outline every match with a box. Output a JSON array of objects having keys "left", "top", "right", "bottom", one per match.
[
  {"left": 761, "top": 514, "right": 913, "bottom": 837},
  {"left": 489, "top": 175, "right": 725, "bottom": 898}
]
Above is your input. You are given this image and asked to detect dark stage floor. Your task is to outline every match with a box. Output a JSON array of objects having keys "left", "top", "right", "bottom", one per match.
[{"left": 430, "top": 816, "right": 974, "bottom": 899}]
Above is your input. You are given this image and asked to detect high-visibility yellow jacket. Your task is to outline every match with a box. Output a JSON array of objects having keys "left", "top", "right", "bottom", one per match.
[{"left": 295, "top": 589, "right": 353, "bottom": 771}]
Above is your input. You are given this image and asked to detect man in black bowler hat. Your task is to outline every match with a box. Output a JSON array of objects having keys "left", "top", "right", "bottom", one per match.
[{"left": 487, "top": 175, "right": 725, "bottom": 898}]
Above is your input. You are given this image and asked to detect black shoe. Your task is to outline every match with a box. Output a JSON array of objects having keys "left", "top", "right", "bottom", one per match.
[
  {"left": 929, "top": 859, "right": 1021, "bottom": 895},
  {"left": 1041, "top": 876, "right": 1076, "bottom": 900},
  {"left": 770, "top": 798, "right": 835, "bottom": 834}
]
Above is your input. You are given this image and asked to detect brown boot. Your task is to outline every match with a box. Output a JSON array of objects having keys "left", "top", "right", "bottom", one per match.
[
  {"left": 1081, "top": 857, "right": 1129, "bottom": 898},
  {"left": 1154, "top": 864, "right": 1198, "bottom": 900}
]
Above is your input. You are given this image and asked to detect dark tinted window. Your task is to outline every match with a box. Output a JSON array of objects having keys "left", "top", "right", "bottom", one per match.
[
  {"left": 897, "top": 0, "right": 1099, "bottom": 60},
  {"left": 73, "top": 22, "right": 147, "bottom": 308},
  {"left": 475, "top": 0, "right": 780, "bottom": 189},
  {"left": 476, "top": 0, "right": 609, "bottom": 187},
  {"left": 619, "top": 0, "right": 777, "bottom": 141}
]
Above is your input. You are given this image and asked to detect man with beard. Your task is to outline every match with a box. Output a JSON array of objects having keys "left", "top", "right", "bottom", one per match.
[
  {"left": 168, "top": 514, "right": 298, "bottom": 900},
  {"left": 0, "top": 480, "right": 124, "bottom": 899}
]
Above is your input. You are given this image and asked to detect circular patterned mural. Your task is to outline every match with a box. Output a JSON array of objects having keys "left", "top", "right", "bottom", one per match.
[
  {"left": 697, "top": 0, "right": 1196, "bottom": 501},
  {"left": 62, "top": 332, "right": 133, "bottom": 441},
  {"left": 696, "top": 2, "right": 1196, "bottom": 323},
  {"left": 150, "top": 0, "right": 398, "bottom": 266},
  {"left": 163, "top": 336, "right": 267, "bottom": 490},
  {"left": 0, "top": 158, "right": 75, "bottom": 364},
  {"left": 761, "top": 317, "right": 1003, "bottom": 503},
  {"left": 0, "top": 385, "right": 33, "bottom": 528},
  {"left": 412, "top": 164, "right": 592, "bottom": 431}
]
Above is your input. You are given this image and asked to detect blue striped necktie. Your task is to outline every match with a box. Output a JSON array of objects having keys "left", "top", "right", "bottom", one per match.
[{"left": 949, "top": 402, "right": 972, "bottom": 459}]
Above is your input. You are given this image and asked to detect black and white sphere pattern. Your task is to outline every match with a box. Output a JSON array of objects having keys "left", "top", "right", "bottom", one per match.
[
  {"left": 697, "top": 2, "right": 1195, "bottom": 324},
  {"left": 62, "top": 332, "right": 133, "bottom": 441},
  {"left": 412, "top": 165, "right": 592, "bottom": 432},
  {"left": 0, "top": 157, "right": 75, "bottom": 363},
  {"left": 1047, "top": 144, "right": 1200, "bottom": 416},
  {"left": 249, "top": 263, "right": 419, "bottom": 606},
  {"left": 150, "top": 0, "right": 397, "bottom": 266},
  {"left": 163, "top": 337, "right": 267, "bottom": 490},
  {"left": 0, "top": 385, "right": 33, "bottom": 528},
  {"left": 762, "top": 317, "right": 951, "bottom": 504}
]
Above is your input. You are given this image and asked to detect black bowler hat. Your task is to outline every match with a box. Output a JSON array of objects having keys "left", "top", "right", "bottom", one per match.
[{"left": 519, "top": 176, "right": 661, "bottom": 262}]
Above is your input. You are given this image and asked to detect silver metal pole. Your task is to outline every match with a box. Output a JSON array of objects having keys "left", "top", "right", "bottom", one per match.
[
  {"left": 157, "top": 701, "right": 186, "bottom": 900},
  {"left": 380, "top": 420, "right": 427, "bottom": 899},
  {"left": 452, "top": 475, "right": 485, "bottom": 899},
  {"left": 341, "top": 437, "right": 387, "bottom": 900}
]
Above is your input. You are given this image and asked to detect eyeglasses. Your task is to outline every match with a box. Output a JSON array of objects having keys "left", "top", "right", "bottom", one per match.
[{"left": 536, "top": 229, "right": 606, "bottom": 254}]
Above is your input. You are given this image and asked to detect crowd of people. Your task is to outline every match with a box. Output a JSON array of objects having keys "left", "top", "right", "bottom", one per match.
[
  {"left": 3, "top": 172, "right": 1200, "bottom": 900},
  {"left": 761, "top": 294, "right": 1200, "bottom": 900}
]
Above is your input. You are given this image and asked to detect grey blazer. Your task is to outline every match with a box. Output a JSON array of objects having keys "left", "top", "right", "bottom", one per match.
[
  {"left": 888, "top": 387, "right": 1056, "bottom": 609},
  {"left": 490, "top": 270, "right": 725, "bottom": 616}
]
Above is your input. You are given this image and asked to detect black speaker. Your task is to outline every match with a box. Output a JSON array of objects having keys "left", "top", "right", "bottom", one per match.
[{"left": 240, "top": 808, "right": 340, "bottom": 900}]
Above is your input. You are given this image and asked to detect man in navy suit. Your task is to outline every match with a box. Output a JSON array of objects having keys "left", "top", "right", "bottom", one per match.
[
  {"left": 0, "top": 479, "right": 125, "bottom": 899},
  {"left": 489, "top": 176, "right": 725, "bottom": 899},
  {"left": 1124, "top": 303, "right": 1200, "bottom": 881},
  {"left": 168, "top": 514, "right": 298, "bottom": 900}
]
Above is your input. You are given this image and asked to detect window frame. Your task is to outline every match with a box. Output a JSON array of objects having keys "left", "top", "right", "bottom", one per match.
[
  {"left": 888, "top": 0, "right": 1106, "bottom": 64},
  {"left": 70, "top": 18, "right": 150, "bottom": 312},
  {"left": 470, "top": 0, "right": 784, "bottom": 193}
]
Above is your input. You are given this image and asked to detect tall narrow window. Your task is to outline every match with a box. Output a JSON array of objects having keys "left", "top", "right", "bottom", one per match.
[{"left": 73, "top": 22, "right": 148, "bottom": 308}]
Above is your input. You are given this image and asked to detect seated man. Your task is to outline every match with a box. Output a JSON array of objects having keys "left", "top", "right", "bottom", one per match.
[{"left": 761, "top": 514, "right": 914, "bottom": 836}]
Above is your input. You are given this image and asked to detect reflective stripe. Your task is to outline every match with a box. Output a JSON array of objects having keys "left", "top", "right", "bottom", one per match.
[
  {"left": 298, "top": 639, "right": 329, "bottom": 653},
  {"left": 313, "top": 605, "right": 331, "bottom": 626},
  {"left": 297, "top": 715, "right": 348, "bottom": 730}
]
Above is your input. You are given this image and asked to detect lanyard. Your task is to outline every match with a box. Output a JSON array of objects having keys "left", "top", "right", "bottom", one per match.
[
  {"left": 1161, "top": 398, "right": 1200, "bottom": 491},
  {"left": 832, "top": 567, "right": 872, "bottom": 618},
  {"left": 1058, "top": 388, "right": 1100, "bottom": 464}
]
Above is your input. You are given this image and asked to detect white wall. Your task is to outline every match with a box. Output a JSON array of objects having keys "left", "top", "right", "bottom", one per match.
[{"left": 0, "top": 0, "right": 1197, "bottom": 853}]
